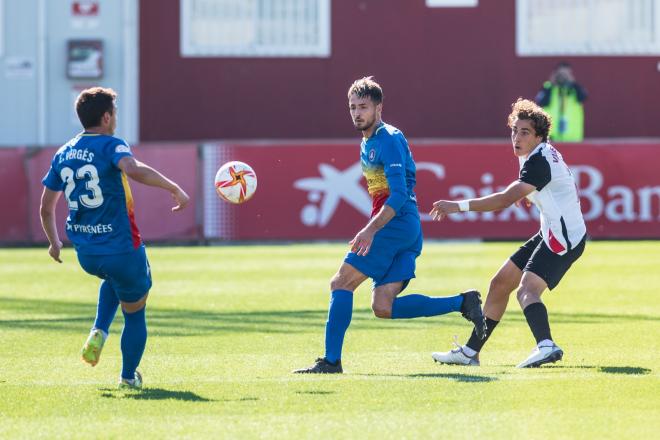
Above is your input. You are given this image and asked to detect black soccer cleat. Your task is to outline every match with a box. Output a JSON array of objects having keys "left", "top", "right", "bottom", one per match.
[
  {"left": 460, "top": 290, "right": 487, "bottom": 340},
  {"left": 292, "top": 357, "right": 343, "bottom": 374}
]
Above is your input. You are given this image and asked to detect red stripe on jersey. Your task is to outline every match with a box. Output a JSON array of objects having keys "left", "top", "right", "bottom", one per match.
[
  {"left": 547, "top": 229, "right": 566, "bottom": 254},
  {"left": 371, "top": 192, "right": 389, "bottom": 217},
  {"left": 121, "top": 173, "right": 143, "bottom": 249}
]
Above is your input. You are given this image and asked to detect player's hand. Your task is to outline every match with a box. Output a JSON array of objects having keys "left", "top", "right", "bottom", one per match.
[
  {"left": 171, "top": 186, "right": 190, "bottom": 212},
  {"left": 349, "top": 227, "right": 375, "bottom": 256},
  {"left": 48, "top": 240, "right": 63, "bottom": 263},
  {"left": 514, "top": 197, "right": 532, "bottom": 208},
  {"left": 429, "top": 200, "right": 459, "bottom": 221}
]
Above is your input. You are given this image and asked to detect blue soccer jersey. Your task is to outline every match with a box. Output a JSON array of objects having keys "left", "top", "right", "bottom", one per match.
[
  {"left": 42, "top": 133, "right": 142, "bottom": 255},
  {"left": 360, "top": 122, "right": 418, "bottom": 217}
]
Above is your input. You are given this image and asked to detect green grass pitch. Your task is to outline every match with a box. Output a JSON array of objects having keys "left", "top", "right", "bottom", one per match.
[{"left": 1, "top": 241, "right": 658, "bottom": 439}]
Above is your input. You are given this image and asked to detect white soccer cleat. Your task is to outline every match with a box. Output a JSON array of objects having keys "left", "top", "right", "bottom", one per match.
[
  {"left": 517, "top": 343, "right": 563, "bottom": 368},
  {"left": 432, "top": 342, "right": 480, "bottom": 366},
  {"left": 118, "top": 370, "right": 143, "bottom": 390}
]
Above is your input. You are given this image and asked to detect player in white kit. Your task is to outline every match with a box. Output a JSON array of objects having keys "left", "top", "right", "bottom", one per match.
[{"left": 429, "top": 98, "right": 586, "bottom": 368}]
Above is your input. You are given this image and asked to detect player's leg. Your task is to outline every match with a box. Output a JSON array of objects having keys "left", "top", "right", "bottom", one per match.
[
  {"left": 379, "top": 280, "right": 480, "bottom": 325},
  {"left": 293, "top": 262, "right": 367, "bottom": 374},
  {"left": 516, "top": 237, "right": 585, "bottom": 368},
  {"left": 461, "top": 259, "right": 523, "bottom": 353},
  {"left": 111, "top": 245, "right": 152, "bottom": 388},
  {"left": 293, "top": 214, "right": 413, "bottom": 374},
  {"left": 515, "top": 271, "right": 562, "bottom": 368},
  {"left": 432, "top": 235, "right": 539, "bottom": 366},
  {"left": 93, "top": 280, "right": 120, "bottom": 336},
  {"left": 119, "top": 293, "right": 149, "bottom": 388},
  {"left": 76, "top": 253, "right": 117, "bottom": 366},
  {"left": 81, "top": 280, "right": 120, "bottom": 366},
  {"left": 372, "top": 227, "right": 465, "bottom": 320},
  {"left": 371, "top": 281, "right": 403, "bottom": 318},
  {"left": 517, "top": 270, "right": 550, "bottom": 341},
  {"left": 389, "top": 288, "right": 482, "bottom": 323},
  {"left": 325, "top": 263, "right": 366, "bottom": 364},
  {"left": 431, "top": 261, "right": 522, "bottom": 366},
  {"left": 376, "top": 233, "right": 485, "bottom": 336}
]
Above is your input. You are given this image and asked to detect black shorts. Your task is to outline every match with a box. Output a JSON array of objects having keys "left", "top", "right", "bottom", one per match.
[{"left": 510, "top": 232, "right": 586, "bottom": 290}]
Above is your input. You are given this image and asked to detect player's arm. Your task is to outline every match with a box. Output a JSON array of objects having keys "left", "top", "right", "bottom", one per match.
[
  {"left": 430, "top": 180, "right": 536, "bottom": 221},
  {"left": 39, "top": 187, "right": 63, "bottom": 263},
  {"left": 350, "top": 138, "right": 407, "bottom": 256},
  {"left": 350, "top": 204, "right": 396, "bottom": 256},
  {"left": 118, "top": 156, "right": 190, "bottom": 211}
]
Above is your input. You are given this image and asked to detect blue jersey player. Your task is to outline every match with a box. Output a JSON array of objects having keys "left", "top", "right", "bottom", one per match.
[
  {"left": 294, "top": 77, "right": 486, "bottom": 374},
  {"left": 39, "top": 87, "right": 189, "bottom": 389}
]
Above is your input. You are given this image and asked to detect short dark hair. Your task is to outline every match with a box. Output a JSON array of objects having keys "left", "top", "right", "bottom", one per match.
[
  {"left": 507, "top": 98, "right": 552, "bottom": 142},
  {"left": 347, "top": 76, "right": 383, "bottom": 104},
  {"left": 75, "top": 87, "right": 117, "bottom": 129}
]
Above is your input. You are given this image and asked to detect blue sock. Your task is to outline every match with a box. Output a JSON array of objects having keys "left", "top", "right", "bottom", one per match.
[
  {"left": 391, "top": 293, "right": 463, "bottom": 319},
  {"left": 323, "top": 289, "right": 353, "bottom": 364},
  {"left": 120, "top": 306, "right": 147, "bottom": 380},
  {"left": 93, "top": 281, "right": 119, "bottom": 336}
]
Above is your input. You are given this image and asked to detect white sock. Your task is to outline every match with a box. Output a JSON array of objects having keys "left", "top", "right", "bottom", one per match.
[
  {"left": 537, "top": 339, "right": 554, "bottom": 347},
  {"left": 462, "top": 345, "right": 477, "bottom": 357}
]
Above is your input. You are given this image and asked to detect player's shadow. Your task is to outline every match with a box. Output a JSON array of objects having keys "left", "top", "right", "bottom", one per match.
[
  {"left": 599, "top": 366, "right": 651, "bottom": 375},
  {"left": 1, "top": 296, "right": 658, "bottom": 336},
  {"left": 219, "top": 396, "right": 260, "bottom": 402},
  {"left": 99, "top": 387, "right": 214, "bottom": 401},
  {"left": 408, "top": 372, "right": 497, "bottom": 383},
  {"left": 295, "top": 390, "right": 335, "bottom": 395},
  {"left": 358, "top": 372, "right": 496, "bottom": 383},
  {"left": 0, "top": 296, "right": 442, "bottom": 335},
  {"left": 534, "top": 365, "right": 651, "bottom": 375}
]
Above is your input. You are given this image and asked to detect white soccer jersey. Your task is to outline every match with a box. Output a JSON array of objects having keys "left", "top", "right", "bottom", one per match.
[{"left": 518, "top": 142, "right": 587, "bottom": 255}]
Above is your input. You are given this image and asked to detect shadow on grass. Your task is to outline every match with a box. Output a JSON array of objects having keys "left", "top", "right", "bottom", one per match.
[
  {"left": 1, "top": 296, "right": 658, "bottom": 336},
  {"left": 358, "top": 372, "right": 497, "bottom": 383},
  {"left": 0, "top": 297, "right": 444, "bottom": 335},
  {"left": 599, "top": 366, "right": 651, "bottom": 375},
  {"left": 99, "top": 387, "right": 214, "bottom": 402},
  {"left": 219, "top": 396, "right": 260, "bottom": 402},
  {"left": 295, "top": 390, "right": 335, "bottom": 395},
  {"left": 409, "top": 373, "right": 496, "bottom": 382},
  {"left": 525, "top": 365, "right": 652, "bottom": 375}
]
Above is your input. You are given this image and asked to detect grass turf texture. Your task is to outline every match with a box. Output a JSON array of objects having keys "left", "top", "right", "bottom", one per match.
[{"left": 0, "top": 242, "right": 658, "bottom": 439}]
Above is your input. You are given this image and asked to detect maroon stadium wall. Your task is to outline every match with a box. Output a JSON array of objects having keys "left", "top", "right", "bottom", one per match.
[
  {"left": 139, "top": 0, "right": 660, "bottom": 141},
  {"left": 3, "top": 141, "right": 659, "bottom": 244},
  {"left": 203, "top": 141, "right": 660, "bottom": 240}
]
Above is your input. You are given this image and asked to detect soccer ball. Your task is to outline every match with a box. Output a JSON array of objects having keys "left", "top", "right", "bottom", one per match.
[{"left": 214, "top": 161, "right": 257, "bottom": 204}]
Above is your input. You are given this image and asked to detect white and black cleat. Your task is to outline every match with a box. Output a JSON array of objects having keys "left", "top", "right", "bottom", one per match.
[
  {"left": 432, "top": 346, "right": 480, "bottom": 366},
  {"left": 517, "top": 343, "right": 563, "bottom": 368}
]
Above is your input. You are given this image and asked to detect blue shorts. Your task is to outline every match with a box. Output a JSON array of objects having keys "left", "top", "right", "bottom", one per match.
[
  {"left": 345, "top": 210, "right": 422, "bottom": 291},
  {"left": 77, "top": 245, "right": 152, "bottom": 303}
]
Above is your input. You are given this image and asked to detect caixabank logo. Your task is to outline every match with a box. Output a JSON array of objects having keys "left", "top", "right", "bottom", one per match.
[
  {"left": 289, "top": 151, "right": 660, "bottom": 238},
  {"left": 208, "top": 142, "right": 660, "bottom": 240},
  {"left": 293, "top": 161, "right": 445, "bottom": 227}
]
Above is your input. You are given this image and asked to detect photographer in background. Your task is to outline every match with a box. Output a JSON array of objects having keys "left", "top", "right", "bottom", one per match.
[{"left": 535, "top": 62, "right": 588, "bottom": 142}]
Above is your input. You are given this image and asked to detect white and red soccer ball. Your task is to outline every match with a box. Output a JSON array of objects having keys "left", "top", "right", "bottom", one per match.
[{"left": 214, "top": 161, "right": 257, "bottom": 204}]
